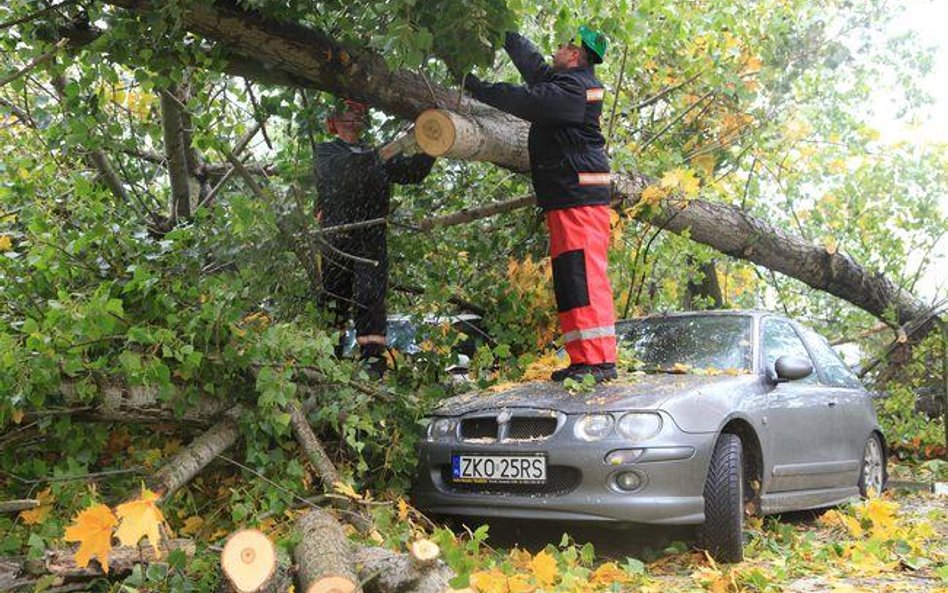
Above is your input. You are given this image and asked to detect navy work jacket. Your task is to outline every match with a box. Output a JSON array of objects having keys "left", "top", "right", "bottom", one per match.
[
  {"left": 466, "top": 33, "right": 611, "bottom": 211},
  {"left": 314, "top": 139, "right": 434, "bottom": 225}
]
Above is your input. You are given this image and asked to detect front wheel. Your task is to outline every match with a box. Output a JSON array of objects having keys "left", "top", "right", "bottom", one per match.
[
  {"left": 697, "top": 433, "right": 744, "bottom": 563},
  {"left": 858, "top": 433, "right": 886, "bottom": 498}
]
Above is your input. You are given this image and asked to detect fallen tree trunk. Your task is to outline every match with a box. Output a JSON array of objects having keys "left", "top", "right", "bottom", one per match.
[{"left": 0, "top": 539, "right": 195, "bottom": 587}]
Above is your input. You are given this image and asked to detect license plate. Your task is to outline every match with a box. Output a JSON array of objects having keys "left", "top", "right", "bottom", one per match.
[{"left": 451, "top": 453, "right": 547, "bottom": 483}]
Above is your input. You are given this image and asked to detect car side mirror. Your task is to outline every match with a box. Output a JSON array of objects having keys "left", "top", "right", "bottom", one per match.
[{"left": 774, "top": 355, "right": 814, "bottom": 382}]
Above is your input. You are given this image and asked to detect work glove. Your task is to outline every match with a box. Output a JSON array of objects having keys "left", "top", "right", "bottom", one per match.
[{"left": 462, "top": 73, "right": 483, "bottom": 94}]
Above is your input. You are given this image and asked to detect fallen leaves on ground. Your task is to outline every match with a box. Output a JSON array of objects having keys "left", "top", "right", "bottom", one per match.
[{"left": 19, "top": 487, "right": 53, "bottom": 525}]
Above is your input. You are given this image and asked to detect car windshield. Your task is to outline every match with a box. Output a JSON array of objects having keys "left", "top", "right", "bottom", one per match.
[{"left": 618, "top": 316, "right": 753, "bottom": 372}]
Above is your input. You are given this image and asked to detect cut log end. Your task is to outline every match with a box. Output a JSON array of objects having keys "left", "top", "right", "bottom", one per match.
[
  {"left": 414, "top": 109, "right": 456, "bottom": 157},
  {"left": 409, "top": 539, "right": 440, "bottom": 563},
  {"left": 307, "top": 575, "right": 358, "bottom": 593},
  {"left": 221, "top": 529, "right": 277, "bottom": 593}
]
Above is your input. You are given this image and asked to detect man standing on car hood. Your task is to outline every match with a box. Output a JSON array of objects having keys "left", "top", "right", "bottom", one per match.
[{"left": 464, "top": 27, "right": 617, "bottom": 383}]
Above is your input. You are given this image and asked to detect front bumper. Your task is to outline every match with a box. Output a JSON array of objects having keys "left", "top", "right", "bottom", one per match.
[{"left": 412, "top": 411, "right": 715, "bottom": 525}]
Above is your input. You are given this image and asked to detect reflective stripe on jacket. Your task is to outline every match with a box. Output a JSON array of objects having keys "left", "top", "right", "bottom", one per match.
[{"left": 467, "top": 33, "right": 611, "bottom": 211}]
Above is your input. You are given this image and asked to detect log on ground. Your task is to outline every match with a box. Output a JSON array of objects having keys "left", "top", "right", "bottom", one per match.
[{"left": 294, "top": 509, "right": 360, "bottom": 593}]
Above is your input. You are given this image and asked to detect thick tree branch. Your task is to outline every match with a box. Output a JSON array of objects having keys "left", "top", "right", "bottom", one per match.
[{"left": 159, "top": 86, "right": 193, "bottom": 222}]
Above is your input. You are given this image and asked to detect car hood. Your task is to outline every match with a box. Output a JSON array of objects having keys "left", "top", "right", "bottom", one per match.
[{"left": 432, "top": 373, "right": 757, "bottom": 416}]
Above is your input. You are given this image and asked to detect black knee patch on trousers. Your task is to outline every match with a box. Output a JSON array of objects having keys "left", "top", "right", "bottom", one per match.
[{"left": 552, "top": 249, "right": 590, "bottom": 312}]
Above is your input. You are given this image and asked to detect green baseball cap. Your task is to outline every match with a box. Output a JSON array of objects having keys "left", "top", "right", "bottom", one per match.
[{"left": 575, "top": 25, "right": 607, "bottom": 64}]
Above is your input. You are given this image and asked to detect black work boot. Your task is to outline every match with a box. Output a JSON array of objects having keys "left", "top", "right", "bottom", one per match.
[
  {"left": 359, "top": 344, "right": 387, "bottom": 380},
  {"left": 551, "top": 363, "right": 617, "bottom": 383}
]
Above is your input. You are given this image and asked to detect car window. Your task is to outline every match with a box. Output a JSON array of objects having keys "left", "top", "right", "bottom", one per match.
[
  {"left": 761, "top": 318, "right": 818, "bottom": 383},
  {"left": 618, "top": 316, "right": 753, "bottom": 371},
  {"left": 801, "top": 328, "right": 863, "bottom": 389}
]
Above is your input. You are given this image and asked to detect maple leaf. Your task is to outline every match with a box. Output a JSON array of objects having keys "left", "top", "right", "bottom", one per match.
[
  {"left": 63, "top": 503, "right": 117, "bottom": 573},
  {"left": 590, "top": 562, "right": 628, "bottom": 586},
  {"left": 0, "top": 235, "right": 12, "bottom": 252},
  {"left": 115, "top": 487, "right": 165, "bottom": 554},
  {"left": 508, "top": 547, "right": 533, "bottom": 569},
  {"left": 471, "top": 568, "right": 509, "bottom": 593},
  {"left": 660, "top": 169, "right": 684, "bottom": 190},
  {"left": 529, "top": 550, "right": 558, "bottom": 587},
  {"left": 19, "top": 487, "right": 53, "bottom": 525}
]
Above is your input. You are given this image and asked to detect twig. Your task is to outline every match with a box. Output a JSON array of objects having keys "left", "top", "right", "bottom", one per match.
[
  {"left": 216, "top": 454, "right": 325, "bottom": 511},
  {"left": 0, "top": 0, "right": 79, "bottom": 30},
  {"left": 605, "top": 46, "right": 629, "bottom": 154},
  {"left": 0, "top": 39, "right": 68, "bottom": 89},
  {"left": 0, "top": 466, "right": 145, "bottom": 485}
]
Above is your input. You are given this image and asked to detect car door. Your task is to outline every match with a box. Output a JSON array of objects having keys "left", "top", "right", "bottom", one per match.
[
  {"left": 760, "top": 317, "right": 840, "bottom": 492},
  {"left": 798, "top": 327, "right": 870, "bottom": 488}
]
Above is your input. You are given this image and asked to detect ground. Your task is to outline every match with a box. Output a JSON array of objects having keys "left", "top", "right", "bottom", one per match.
[{"left": 446, "top": 463, "right": 947, "bottom": 593}]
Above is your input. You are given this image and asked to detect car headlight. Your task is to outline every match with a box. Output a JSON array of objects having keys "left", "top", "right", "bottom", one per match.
[
  {"left": 428, "top": 417, "right": 456, "bottom": 440},
  {"left": 617, "top": 413, "right": 662, "bottom": 443},
  {"left": 574, "top": 414, "right": 614, "bottom": 441}
]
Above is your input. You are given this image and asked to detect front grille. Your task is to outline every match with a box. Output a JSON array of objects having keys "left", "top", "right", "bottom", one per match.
[
  {"left": 508, "top": 417, "right": 558, "bottom": 439},
  {"left": 440, "top": 466, "right": 581, "bottom": 496},
  {"left": 460, "top": 417, "right": 498, "bottom": 439}
]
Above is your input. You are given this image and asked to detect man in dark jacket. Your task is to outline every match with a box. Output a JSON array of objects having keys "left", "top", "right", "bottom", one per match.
[
  {"left": 314, "top": 100, "right": 435, "bottom": 376},
  {"left": 464, "top": 27, "right": 618, "bottom": 383}
]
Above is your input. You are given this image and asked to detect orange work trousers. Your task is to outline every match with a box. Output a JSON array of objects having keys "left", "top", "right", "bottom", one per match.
[{"left": 546, "top": 205, "right": 617, "bottom": 365}]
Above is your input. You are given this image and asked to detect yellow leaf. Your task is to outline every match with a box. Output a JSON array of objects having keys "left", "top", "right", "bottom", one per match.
[
  {"left": 471, "top": 569, "right": 508, "bottom": 593},
  {"left": 369, "top": 529, "right": 385, "bottom": 544},
  {"left": 115, "top": 487, "right": 165, "bottom": 554},
  {"left": 691, "top": 153, "right": 716, "bottom": 177},
  {"left": 823, "top": 236, "right": 838, "bottom": 255},
  {"left": 19, "top": 488, "right": 54, "bottom": 525},
  {"left": 11, "top": 408, "right": 24, "bottom": 424},
  {"left": 507, "top": 574, "right": 534, "bottom": 593},
  {"left": 509, "top": 547, "right": 533, "bottom": 569},
  {"left": 332, "top": 481, "right": 362, "bottom": 500},
  {"left": 529, "top": 550, "right": 558, "bottom": 587},
  {"left": 589, "top": 562, "right": 628, "bottom": 586},
  {"left": 660, "top": 168, "right": 685, "bottom": 189},
  {"left": 640, "top": 184, "right": 666, "bottom": 204},
  {"left": 0, "top": 235, "right": 12, "bottom": 252},
  {"left": 179, "top": 516, "right": 204, "bottom": 536},
  {"left": 397, "top": 498, "right": 410, "bottom": 521},
  {"left": 63, "top": 503, "right": 117, "bottom": 573}
]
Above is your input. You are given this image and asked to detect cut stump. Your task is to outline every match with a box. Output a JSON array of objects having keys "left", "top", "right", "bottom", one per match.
[{"left": 221, "top": 529, "right": 277, "bottom": 593}]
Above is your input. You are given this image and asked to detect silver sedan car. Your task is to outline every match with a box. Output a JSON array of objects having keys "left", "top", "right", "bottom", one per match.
[{"left": 412, "top": 311, "right": 887, "bottom": 562}]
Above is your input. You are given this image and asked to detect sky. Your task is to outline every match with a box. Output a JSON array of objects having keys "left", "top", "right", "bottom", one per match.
[{"left": 875, "top": 0, "right": 948, "bottom": 302}]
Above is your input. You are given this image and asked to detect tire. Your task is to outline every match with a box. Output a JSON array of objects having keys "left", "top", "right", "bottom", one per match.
[
  {"left": 698, "top": 433, "right": 744, "bottom": 563},
  {"left": 858, "top": 433, "right": 886, "bottom": 498}
]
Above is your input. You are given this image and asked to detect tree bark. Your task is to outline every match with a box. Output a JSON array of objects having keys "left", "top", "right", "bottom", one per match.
[
  {"left": 0, "top": 500, "right": 39, "bottom": 514},
  {"left": 0, "top": 539, "right": 195, "bottom": 585},
  {"left": 353, "top": 546, "right": 455, "bottom": 593},
  {"left": 149, "top": 409, "right": 242, "bottom": 499},
  {"left": 160, "top": 86, "right": 193, "bottom": 223},
  {"left": 294, "top": 509, "right": 360, "bottom": 593},
  {"left": 100, "top": 0, "right": 932, "bottom": 326},
  {"left": 287, "top": 401, "right": 341, "bottom": 489}
]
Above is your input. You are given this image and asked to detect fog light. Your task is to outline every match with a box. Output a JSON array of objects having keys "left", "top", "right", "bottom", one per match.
[
  {"left": 614, "top": 471, "right": 643, "bottom": 492},
  {"left": 606, "top": 449, "right": 644, "bottom": 465}
]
